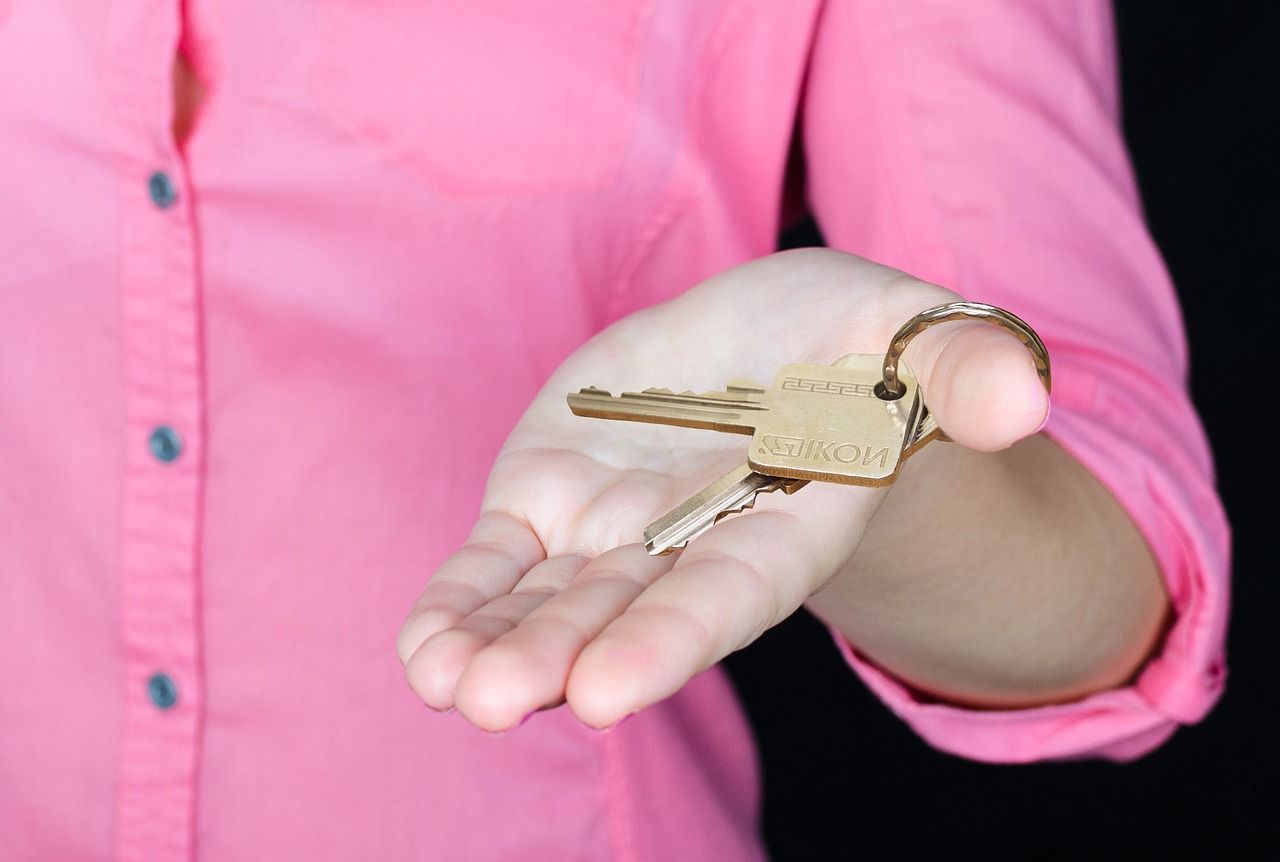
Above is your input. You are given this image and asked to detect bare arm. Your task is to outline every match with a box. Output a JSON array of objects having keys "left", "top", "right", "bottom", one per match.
[{"left": 807, "top": 433, "right": 1170, "bottom": 710}]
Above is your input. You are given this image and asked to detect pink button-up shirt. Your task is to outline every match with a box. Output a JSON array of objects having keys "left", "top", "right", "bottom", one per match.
[{"left": 0, "top": 1, "right": 1230, "bottom": 860}]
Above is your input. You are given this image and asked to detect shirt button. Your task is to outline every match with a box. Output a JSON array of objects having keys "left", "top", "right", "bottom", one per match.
[
  {"left": 147, "top": 673, "right": 179, "bottom": 710},
  {"left": 148, "top": 170, "right": 178, "bottom": 209},
  {"left": 148, "top": 425, "right": 182, "bottom": 463}
]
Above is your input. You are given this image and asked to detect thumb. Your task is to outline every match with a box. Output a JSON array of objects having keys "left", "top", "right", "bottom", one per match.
[{"left": 900, "top": 315, "right": 1050, "bottom": 452}]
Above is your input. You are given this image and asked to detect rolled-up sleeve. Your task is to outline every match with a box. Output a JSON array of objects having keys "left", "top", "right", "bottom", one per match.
[{"left": 801, "top": 0, "right": 1230, "bottom": 762}]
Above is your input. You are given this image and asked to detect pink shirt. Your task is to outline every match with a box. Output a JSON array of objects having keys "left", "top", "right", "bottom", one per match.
[{"left": 0, "top": 1, "right": 1229, "bottom": 860}]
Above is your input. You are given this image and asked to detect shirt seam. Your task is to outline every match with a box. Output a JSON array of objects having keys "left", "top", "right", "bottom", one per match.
[
  {"left": 602, "top": 2, "right": 746, "bottom": 324},
  {"left": 592, "top": 729, "right": 638, "bottom": 862},
  {"left": 843, "top": 0, "right": 961, "bottom": 289}
]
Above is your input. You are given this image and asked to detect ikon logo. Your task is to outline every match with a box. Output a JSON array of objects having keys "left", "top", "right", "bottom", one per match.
[
  {"left": 758, "top": 434, "right": 805, "bottom": 458},
  {"left": 758, "top": 435, "right": 890, "bottom": 467}
]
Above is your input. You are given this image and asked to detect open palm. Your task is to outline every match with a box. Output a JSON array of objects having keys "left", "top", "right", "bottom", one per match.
[{"left": 397, "top": 250, "right": 1049, "bottom": 731}]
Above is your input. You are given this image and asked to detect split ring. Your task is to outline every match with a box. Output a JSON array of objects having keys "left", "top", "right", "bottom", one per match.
[{"left": 878, "top": 301, "right": 1052, "bottom": 400}]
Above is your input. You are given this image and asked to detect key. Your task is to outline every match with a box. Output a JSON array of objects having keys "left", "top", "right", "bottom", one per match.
[
  {"left": 568, "top": 354, "right": 927, "bottom": 486},
  {"left": 643, "top": 400, "right": 949, "bottom": 556},
  {"left": 643, "top": 464, "right": 808, "bottom": 555},
  {"left": 566, "top": 379, "right": 769, "bottom": 434}
]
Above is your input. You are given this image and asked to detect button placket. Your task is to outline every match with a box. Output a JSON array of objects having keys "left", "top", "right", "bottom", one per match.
[{"left": 105, "top": 2, "right": 207, "bottom": 860}]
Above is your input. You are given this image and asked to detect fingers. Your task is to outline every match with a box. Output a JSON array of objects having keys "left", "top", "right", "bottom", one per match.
[
  {"left": 396, "top": 511, "right": 545, "bottom": 665},
  {"left": 564, "top": 501, "right": 847, "bottom": 728},
  {"left": 410, "top": 545, "right": 674, "bottom": 730},
  {"left": 410, "top": 484, "right": 865, "bottom": 733},
  {"left": 451, "top": 545, "right": 674, "bottom": 730},
  {"left": 905, "top": 318, "right": 1051, "bottom": 452},
  {"left": 403, "top": 552, "right": 590, "bottom": 710},
  {"left": 405, "top": 587, "right": 563, "bottom": 710}
]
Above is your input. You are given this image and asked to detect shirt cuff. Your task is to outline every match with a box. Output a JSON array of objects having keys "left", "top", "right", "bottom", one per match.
[{"left": 826, "top": 352, "right": 1231, "bottom": 763}]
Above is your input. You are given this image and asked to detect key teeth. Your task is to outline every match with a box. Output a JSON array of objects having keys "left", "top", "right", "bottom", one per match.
[
  {"left": 711, "top": 487, "right": 769, "bottom": 524},
  {"left": 649, "top": 483, "right": 776, "bottom": 554}
]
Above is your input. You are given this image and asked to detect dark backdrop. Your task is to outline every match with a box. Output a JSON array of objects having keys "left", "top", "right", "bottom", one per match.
[{"left": 727, "top": 4, "right": 1279, "bottom": 858}]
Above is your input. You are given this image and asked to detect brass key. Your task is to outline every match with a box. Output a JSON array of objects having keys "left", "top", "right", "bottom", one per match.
[{"left": 568, "top": 354, "right": 927, "bottom": 486}]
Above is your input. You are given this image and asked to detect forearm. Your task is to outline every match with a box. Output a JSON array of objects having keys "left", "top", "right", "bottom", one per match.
[{"left": 805, "top": 433, "right": 1171, "bottom": 710}]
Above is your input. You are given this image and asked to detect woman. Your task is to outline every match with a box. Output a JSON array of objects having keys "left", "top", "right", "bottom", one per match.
[{"left": 0, "top": 1, "right": 1228, "bottom": 859}]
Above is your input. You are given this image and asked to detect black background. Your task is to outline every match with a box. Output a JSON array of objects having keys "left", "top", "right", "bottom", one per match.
[{"left": 727, "top": 4, "right": 1278, "bottom": 858}]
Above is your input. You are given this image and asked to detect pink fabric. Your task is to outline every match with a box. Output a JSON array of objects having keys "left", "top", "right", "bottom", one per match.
[{"left": 0, "top": 1, "right": 1228, "bottom": 859}]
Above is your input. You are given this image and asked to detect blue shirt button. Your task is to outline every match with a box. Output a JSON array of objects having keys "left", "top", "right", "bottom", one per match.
[
  {"left": 149, "top": 425, "right": 182, "bottom": 462},
  {"left": 147, "top": 673, "right": 179, "bottom": 710},
  {"left": 148, "top": 171, "right": 178, "bottom": 208}
]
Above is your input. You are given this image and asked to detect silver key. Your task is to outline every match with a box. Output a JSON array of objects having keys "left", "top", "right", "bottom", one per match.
[
  {"left": 569, "top": 355, "right": 927, "bottom": 487},
  {"left": 644, "top": 464, "right": 808, "bottom": 555}
]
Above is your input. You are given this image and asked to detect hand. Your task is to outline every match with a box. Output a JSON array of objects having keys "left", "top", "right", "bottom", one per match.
[{"left": 396, "top": 249, "right": 1049, "bottom": 731}]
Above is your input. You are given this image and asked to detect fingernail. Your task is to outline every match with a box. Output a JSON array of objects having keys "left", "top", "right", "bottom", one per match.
[
  {"left": 483, "top": 709, "right": 537, "bottom": 737},
  {"left": 588, "top": 711, "right": 636, "bottom": 735},
  {"left": 424, "top": 703, "right": 455, "bottom": 714},
  {"left": 1033, "top": 400, "right": 1052, "bottom": 434}
]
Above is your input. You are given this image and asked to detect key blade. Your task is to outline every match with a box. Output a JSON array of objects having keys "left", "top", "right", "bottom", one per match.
[
  {"left": 567, "top": 386, "right": 766, "bottom": 434},
  {"left": 644, "top": 464, "right": 808, "bottom": 555},
  {"left": 726, "top": 378, "right": 768, "bottom": 396}
]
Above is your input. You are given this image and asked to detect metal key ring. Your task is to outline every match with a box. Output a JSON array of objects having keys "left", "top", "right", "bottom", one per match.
[{"left": 878, "top": 301, "right": 1052, "bottom": 400}]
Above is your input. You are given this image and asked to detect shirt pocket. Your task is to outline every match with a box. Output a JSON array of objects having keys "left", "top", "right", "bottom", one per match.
[{"left": 310, "top": 0, "right": 651, "bottom": 197}]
